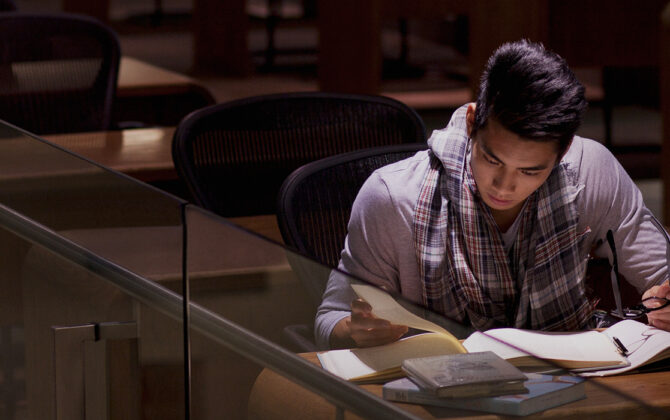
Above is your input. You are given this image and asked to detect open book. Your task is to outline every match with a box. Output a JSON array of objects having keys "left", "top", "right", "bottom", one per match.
[
  {"left": 462, "top": 326, "right": 629, "bottom": 372},
  {"left": 318, "top": 284, "right": 670, "bottom": 382},
  {"left": 580, "top": 319, "right": 670, "bottom": 376},
  {"left": 317, "top": 284, "right": 466, "bottom": 383}
]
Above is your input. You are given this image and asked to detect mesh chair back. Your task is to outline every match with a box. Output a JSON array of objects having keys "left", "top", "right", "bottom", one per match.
[
  {"left": 277, "top": 143, "right": 428, "bottom": 267},
  {"left": 0, "top": 12, "right": 120, "bottom": 134},
  {"left": 172, "top": 92, "right": 426, "bottom": 217}
]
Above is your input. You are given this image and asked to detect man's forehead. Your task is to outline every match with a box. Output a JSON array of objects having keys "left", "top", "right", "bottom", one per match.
[
  {"left": 474, "top": 126, "right": 560, "bottom": 169},
  {"left": 476, "top": 121, "right": 560, "bottom": 155}
]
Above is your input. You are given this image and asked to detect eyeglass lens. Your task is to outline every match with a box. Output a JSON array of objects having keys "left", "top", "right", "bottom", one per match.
[
  {"left": 642, "top": 297, "right": 670, "bottom": 311},
  {"left": 618, "top": 297, "right": 670, "bottom": 319}
]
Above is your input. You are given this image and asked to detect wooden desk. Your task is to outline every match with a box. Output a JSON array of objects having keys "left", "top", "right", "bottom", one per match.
[
  {"left": 61, "top": 0, "right": 253, "bottom": 76},
  {"left": 42, "top": 129, "right": 284, "bottom": 242},
  {"left": 43, "top": 127, "right": 176, "bottom": 183},
  {"left": 115, "top": 57, "right": 216, "bottom": 126},
  {"left": 229, "top": 214, "right": 284, "bottom": 244},
  {"left": 117, "top": 57, "right": 214, "bottom": 102},
  {"left": 249, "top": 353, "right": 670, "bottom": 419}
]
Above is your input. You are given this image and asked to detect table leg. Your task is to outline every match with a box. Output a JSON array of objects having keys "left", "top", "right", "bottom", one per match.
[
  {"left": 193, "top": 0, "right": 253, "bottom": 75},
  {"left": 317, "top": 0, "right": 382, "bottom": 94}
]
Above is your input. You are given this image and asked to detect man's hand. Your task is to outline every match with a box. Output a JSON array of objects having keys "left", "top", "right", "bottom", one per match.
[
  {"left": 347, "top": 298, "right": 408, "bottom": 347},
  {"left": 330, "top": 298, "right": 408, "bottom": 348},
  {"left": 643, "top": 281, "right": 670, "bottom": 331}
]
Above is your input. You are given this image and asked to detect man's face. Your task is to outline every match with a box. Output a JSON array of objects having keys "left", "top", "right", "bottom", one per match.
[{"left": 470, "top": 118, "right": 559, "bottom": 218}]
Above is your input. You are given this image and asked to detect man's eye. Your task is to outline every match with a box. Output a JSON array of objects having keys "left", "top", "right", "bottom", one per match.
[
  {"left": 521, "top": 170, "right": 540, "bottom": 176},
  {"left": 484, "top": 155, "right": 499, "bottom": 165}
]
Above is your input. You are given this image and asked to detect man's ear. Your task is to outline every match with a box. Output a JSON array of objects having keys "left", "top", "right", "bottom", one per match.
[
  {"left": 466, "top": 103, "right": 476, "bottom": 137},
  {"left": 557, "top": 138, "right": 574, "bottom": 163}
]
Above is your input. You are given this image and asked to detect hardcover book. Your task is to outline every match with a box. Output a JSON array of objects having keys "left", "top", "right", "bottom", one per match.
[
  {"left": 383, "top": 373, "right": 586, "bottom": 416},
  {"left": 401, "top": 351, "right": 528, "bottom": 398}
]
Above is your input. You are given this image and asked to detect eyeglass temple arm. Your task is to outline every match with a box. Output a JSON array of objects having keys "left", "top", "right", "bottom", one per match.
[
  {"left": 607, "top": 229, "right": 625, "bottom": 318},
  {"left": 608, "top": 215, "right": 670, "bottom": 319},
  {"left": 648, "top": 214, "right": 670, "bottom": 285}
]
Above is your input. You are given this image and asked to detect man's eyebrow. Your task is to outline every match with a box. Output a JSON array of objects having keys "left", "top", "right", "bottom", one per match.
[
  {"left": 479, "top": 140, "right": 502, "bottom": 163},
  {"left": 479, "top": 139, "right": 550, "bottom": 171}
]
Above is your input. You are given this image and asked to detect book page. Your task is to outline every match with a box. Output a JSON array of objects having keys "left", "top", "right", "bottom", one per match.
[
  {"left": 317, "top": 333, "right": 466, "bottom": 381},
  {"left": 352, "top": 333, "right": 465, "bottom": 372},
  {"left": 317, "top": 348, "right": 377, "bottom": 380},
  {"left": 462, "top": 328, "right": 628, "bottom": 369},
  {"left": 582, "top": 319, "right": 670, "bottom": 376},
  {"left": 351, "top": 283, "right": 451, "bottom": 335}
]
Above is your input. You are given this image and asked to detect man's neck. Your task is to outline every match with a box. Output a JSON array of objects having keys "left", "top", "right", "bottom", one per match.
[{"left": 490, "top": 201, "right": 525, "bottom": 232}]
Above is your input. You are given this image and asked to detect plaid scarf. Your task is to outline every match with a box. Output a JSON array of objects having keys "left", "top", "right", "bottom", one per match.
[{"left": 414, "top": 106, "right": 592, "bottom": 331}]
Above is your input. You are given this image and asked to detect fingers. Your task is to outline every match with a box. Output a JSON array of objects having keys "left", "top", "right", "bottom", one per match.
[
  {"left": 351, "top": 298, "right": 373, "bottom": 316},
  {"left": 642, "top": 280, "right": 670, "bottom": 300},
  {"left": 658, "top": 282, "right": 670, "bottom": 299},
  {"left": 348, "top": 319, "right": 408, "bottom": 347},
  {"left": 647, "top": 313, "right": 670, "bottom": 331},
  {"left": 348, "top": 298, "right": 408, "bottom": 347},
  {"left": 643, "top": 281, "right": 670, "bottom": 331}
]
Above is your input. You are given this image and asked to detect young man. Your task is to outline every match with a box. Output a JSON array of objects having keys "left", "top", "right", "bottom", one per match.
[{"left": 315, "top": 40, "right": 670, "bottom": 350}]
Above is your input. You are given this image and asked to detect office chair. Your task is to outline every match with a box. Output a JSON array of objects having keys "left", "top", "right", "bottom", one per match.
[
  {"left": 277, "top": 143, "right": 428, "bottom": 268},
  {"left": 0, "top": 12, "right": 120, "bottom": 134},
  {"left": 276, "top": 143, "right": 428, "bottom": 351},
  {"left": 172, "top": 91, "right": 426, "bottom": 218}
]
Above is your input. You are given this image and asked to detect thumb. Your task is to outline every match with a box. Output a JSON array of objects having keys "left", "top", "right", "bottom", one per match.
[
  {"left": 658, "top": 281, "right": 670, "bottom": 299},
  {"left": 351, "top": 298, "right": 372, "bottom": 314}
]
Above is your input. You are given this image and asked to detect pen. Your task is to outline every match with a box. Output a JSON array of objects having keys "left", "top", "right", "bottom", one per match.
[{"left": 613, "top": 336, "right": 628, "bottom": 356}]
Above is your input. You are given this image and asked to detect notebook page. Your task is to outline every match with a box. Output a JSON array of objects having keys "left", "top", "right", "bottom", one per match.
[
  {"left": 463, "top": 328, "right": 626, "bottom": 364},
  {"left": 583, "top": 319, "right": 670, "bottom": 376}
]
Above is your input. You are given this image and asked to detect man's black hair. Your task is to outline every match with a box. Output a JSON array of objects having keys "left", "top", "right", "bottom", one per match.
[{"left": 472, "top": 40, "right": 587, "bottom": 155}]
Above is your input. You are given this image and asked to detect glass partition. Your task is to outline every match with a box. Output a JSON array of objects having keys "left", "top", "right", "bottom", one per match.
[
  {"left": 184, "top": 206, "right": 670, "bottom": 419},
  {"left": 0, "top": 119, "right": 667, "bottom": 420},
  {"left": 0, "top": 122, "right": 187, "bottom": 420},
  {"left": 183, "top": 206, "right": 413, "bottom": 419}
]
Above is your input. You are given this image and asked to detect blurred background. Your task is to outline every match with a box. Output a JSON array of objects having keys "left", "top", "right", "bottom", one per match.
[{"left": 12, "top": 0, "right": 666, "bottom": 220}]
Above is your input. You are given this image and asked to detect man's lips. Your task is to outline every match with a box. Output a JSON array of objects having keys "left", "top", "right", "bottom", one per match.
[{"left": 487, "top": 193, "right": 512, "bottom": 206}]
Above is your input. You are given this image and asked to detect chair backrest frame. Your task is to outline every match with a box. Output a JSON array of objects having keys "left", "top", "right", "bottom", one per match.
[
  {"left": 172, "top": 92, "right": 426, "bottom": 217},
  {"left": 0, "top": 12, "right": 120, "bottom": 134},
  {"left": 277, "top": 143, "right": 429, "bottom": 268}
]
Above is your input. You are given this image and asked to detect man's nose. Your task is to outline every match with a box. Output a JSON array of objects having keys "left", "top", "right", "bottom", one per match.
[{"left": 493, "top": 169, "right": 516, "bottom": 193}]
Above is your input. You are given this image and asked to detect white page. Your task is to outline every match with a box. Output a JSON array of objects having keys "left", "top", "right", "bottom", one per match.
[
  {"left": 582, "top": 319, "right": 670, "bottom": 376},
  {"left": 462, "top": 328, "right": 628, "bottom": 368},
  {"left": 317, "top": 333, "right": 466, "bottom": 381},
  {"left": 317, "top": 349, "right": 376, "bottom": 380}
]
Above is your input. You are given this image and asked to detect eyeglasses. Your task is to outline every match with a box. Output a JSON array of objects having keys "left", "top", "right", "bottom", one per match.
[
  {"left": 606, "top": 227, "right": 670, "bottom": 320},
  {"left": 613, "top": 296, "right": 670, "bottom": 320}
]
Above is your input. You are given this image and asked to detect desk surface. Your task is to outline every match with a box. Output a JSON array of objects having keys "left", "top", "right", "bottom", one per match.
[
  {"left": 117, "top": 56, "right": 215, "bottom": 101},
  {"left": 249, "top": 352, "right": 670, "bottom": 420},
  {"left": 43, "top": 127, "right": 175, "bottom": 182},
  {"left": 115, "top": 57, "right": 215, "bottom": 126},
  {"left": 42, "top": 129, "right": 284, "bottom": 242}
]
